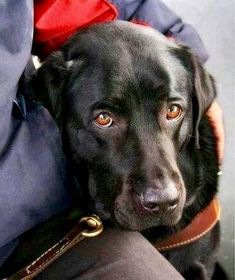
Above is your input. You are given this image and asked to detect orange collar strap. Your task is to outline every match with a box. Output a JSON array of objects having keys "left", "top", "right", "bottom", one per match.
[{"left": 154, "top": 198, "right": 221, "bottom": 252}]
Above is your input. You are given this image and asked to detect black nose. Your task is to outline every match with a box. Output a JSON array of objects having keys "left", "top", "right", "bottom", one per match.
[{"left": 139, "top": 186, "right": 179, "bottom": 212}]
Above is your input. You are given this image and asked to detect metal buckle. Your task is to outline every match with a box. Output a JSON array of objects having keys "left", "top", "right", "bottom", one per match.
[{"left": 79, "top": 214, "right": 104, "bottom": 237}]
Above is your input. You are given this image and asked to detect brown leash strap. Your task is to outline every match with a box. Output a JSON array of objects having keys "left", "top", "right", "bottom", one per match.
[
  {"left": 7, "top": 215, "right": 103, "bottom": 280},
  {"left": 154, "top": 198, "right": 221, "bottom": 252}
]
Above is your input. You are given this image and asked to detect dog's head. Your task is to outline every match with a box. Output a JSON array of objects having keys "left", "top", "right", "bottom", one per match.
[{"left": 33, "top": 21, "right": 216, "bottom": 230}]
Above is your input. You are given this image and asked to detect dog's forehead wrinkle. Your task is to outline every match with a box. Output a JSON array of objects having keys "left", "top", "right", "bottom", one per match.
[
  {"left": 158, "top": 56, "right": 188, "bottom": 95},
  {"left": 105, "top": 73, "right": 137, "bottom": 100},
  {"left": 67, "top": 67, "right": 108, "bottom": 108}
]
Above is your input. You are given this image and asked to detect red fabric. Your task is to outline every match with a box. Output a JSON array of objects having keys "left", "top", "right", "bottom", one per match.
[
  {"left": 33, "top": 0, "right": 118, "bottom": 59},
  {"left": 131, "top": 19, "right": 150, "bottom": 27}
]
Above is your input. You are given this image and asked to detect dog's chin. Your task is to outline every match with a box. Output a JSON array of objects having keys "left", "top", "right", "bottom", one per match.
[{"left": 113, "top": 206, "right": 183, "bottom": 231}]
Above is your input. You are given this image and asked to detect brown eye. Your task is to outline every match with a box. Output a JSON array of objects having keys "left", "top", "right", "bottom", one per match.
[
  {"left": 94, "top": 113, "right": 113, "bottom": 128},
  {"left": 166, "top": 104, "right": 182, "bottom": 120}
]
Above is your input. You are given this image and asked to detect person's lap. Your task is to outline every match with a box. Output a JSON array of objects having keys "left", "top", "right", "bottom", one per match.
[{"left": 36, "top": 229, "right": 183, "bottom": 280}]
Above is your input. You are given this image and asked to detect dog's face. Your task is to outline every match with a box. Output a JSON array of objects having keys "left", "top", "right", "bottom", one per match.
[{"left": 35, "top": 21, "right": 216, "bottom": 231}]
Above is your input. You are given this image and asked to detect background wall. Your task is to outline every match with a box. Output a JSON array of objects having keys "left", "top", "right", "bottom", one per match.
[{"left": 162, "top": 1, "right": 235, "bottom": 278}]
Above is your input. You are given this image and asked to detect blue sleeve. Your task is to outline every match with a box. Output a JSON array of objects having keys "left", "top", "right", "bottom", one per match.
[
  {"left": 112, "top": 0, "right": 209, "bottom": 63},
  {"left": 0, "top": 0, "right": 72, "bottom": 266}
]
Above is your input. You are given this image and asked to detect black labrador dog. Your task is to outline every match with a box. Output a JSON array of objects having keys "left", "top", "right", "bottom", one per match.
[{"left": 3, "top": 21, "right": 222, "bottom": 279}]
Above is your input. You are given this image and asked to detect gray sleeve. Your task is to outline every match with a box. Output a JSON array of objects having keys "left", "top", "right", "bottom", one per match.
[{"left": 117, "top": 0, "right": 209, "bottom": 63}]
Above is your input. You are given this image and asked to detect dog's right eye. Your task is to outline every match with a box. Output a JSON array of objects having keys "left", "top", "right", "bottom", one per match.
[
  {"left": 94, "top": 112, "right": 113, "bottom": 128},
  {"left": 166, "top": 104, "right": 183, "bottom": 121}
]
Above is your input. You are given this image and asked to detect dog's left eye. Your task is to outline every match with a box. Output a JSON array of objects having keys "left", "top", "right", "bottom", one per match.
[
  {"left": 166, "top": 104, "right": 182, "bottom": 120},
  {"left": 94, "top": 112, "right": 113, "bottom": 128}
]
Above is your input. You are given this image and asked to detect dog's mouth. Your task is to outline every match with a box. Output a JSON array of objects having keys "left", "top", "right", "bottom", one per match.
[
  {"left": 88, "top": 169, "right": 186, "bottom": 231},
  {"left": 91, "top": 194, "right": 183, "bottom": 231}
]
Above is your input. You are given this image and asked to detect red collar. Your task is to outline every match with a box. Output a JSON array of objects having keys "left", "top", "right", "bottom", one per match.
[{"left": 154, "top": 198, "right": 220, "bottom": 252}]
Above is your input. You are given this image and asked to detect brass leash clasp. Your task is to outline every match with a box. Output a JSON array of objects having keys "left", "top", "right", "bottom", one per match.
[{"left": 79, "top": 214, "right": 104, "bottom": 237}]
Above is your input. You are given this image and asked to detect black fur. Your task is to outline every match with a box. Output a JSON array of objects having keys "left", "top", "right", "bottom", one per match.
[{"left": 1, "top": 21, "right": 223, "bottom": 279}]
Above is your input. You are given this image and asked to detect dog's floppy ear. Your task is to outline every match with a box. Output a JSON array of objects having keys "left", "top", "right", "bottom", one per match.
[
  {"left": 191, "top": 55, "right": 217, "bottom": 148},
  {"left": 32, "top": 51, "right": 73, "bottom": 127}
]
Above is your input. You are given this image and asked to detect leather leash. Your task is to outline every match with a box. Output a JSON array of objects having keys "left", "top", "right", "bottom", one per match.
[{"left": 6, "top": 215, "right": 103, "bottom": 280}]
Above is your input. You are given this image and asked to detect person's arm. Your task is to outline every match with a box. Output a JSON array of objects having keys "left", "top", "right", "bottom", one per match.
[
  {"left": 115, "top": 0, "right": 209, "bottom": 63},
  {"left": 206, "top": 101, "right": 224, "bottom": 167}
]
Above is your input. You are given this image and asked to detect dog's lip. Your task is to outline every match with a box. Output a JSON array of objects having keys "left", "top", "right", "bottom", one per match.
[
  {"left": 184, "top": 193, "right": 197, "bottom": 208},
  {"left": 114, "top": 201, "right": 180, "bottom": 230},
  {"left": 113, "top": 207, "right": 133, "bottom": 229}
]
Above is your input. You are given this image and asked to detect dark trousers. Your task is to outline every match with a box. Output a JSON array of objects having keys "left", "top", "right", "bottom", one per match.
[{"left": 36, "top": 229, "right": 183, "bottom": 280}]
